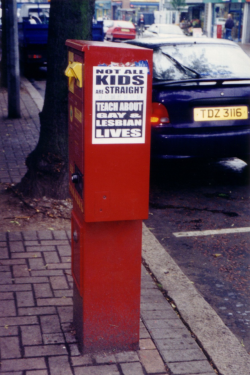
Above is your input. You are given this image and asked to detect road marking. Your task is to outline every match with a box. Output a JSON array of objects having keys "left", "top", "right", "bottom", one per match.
[{"left": 173, "top": 227, "right": 250, "bottom": 238}]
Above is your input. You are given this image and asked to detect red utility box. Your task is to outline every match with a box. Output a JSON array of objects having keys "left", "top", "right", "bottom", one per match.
[{"left": 65, "top": 40, "right": 153, "bottom": 353}]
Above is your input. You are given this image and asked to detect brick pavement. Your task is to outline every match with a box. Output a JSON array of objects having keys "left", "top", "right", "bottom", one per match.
[
  {"left": 0, "top": 230, "right": 216, "bottom": 375},
  {"left": 0, "top": 82, "right": 217, "bottom": 374}
]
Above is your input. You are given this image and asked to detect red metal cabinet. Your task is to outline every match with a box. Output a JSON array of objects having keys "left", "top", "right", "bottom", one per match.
[{"left": 65, "top": 40, "right": 153, "bottom": 353}]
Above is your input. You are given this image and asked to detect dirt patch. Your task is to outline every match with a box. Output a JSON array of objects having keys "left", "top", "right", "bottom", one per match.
[{"left": 0, "top": 183, "right": 72, "bottom": 232}]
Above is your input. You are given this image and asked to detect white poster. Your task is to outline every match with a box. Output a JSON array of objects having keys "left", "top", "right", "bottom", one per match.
[{"left": 92, "top": 65, "right": 148, "bottom": 144}]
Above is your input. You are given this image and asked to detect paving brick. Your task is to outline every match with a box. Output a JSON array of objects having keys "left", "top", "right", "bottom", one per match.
[
  {"left": 34, "top": 283, "right": 53, "bottom": 298},
  {"left": 0, "top": 233, "right": 7, "bottom": 241},
  {"left": 25, "top": 344, "right": 68, "bottom": 357},
  {"left": 0, "top": 336, "right": 21, "bottom": 358},
  {"left": 138, "top": 349, "right": 166, "bottom": 373},
  {"left": 0, "top": 291, "right": 14, "bottom": 299},
  {"left": 13, "top": 264, "right": 30, "bottom": 277},
  {"left": 50, "top": 275, "right": 68, "bottom": 290},
  {"left": 38, "top": 231, "right": 54, "bottom": 240},
  {"left": 120, "top": 362, "right": 144, "bottom": 375},
  {"left": 0, "top": 247, "right": 8, "bottom": 258},
  {"left": 43, "top": 251, "right": 60, "bottom": 264},
  {"left": 141, "top": 294, "right": 166, "bottom": 303},
  {"left": 11, "top": 252, "right": 42, "bottom": 259},
  {"left": 40, "top": 314, "right": 61, "bottom": 333},
  {"left": 139, "top": 338, "right": 156, "bottom": 349},
  {"left": 26, "top": 245, "right": 55, "bottom": 252},
  {"left": 0, "top": 316, "right": 38, "bottom": 326},
  {"left": 115, "top": 351, "right": 139, "bottom": 363},
  {"left": 43, "top": 332, "right": 65, "bottom": 344},
  {"left": 18, "top": 306, "right": 56, "bottom": 316},
  {"left": 29, "top": 258, "right": 46, "bottom": 270},
  {"left": 0, "top": 258, "right": 26, "bottom": 265},
  {"left": 47, "top": 263, "right": 71, "bottom": 270},
  {"left": 22, "top": 231, "right": 38, "bottom": 241},
  {"left": 26, "top": 371, "right": 48, "bottom": 375},
  {"left": 140, "top": 327, "right": 150, "bottom": 339},
  {"left": 156, "top": 338, "right": 200, "bottom": 351},
  {"left": 41, "top": 240, "right": 69, "bottom": 246},
  {"left": 150, "top": 328, "right": 191, "bottom": 340},
  {"left": 57, "top": 245, "right": 71, "bottom": 256},
  {"left": 48, "top": 355, "right": 73, "bottom": 375},
  {"left": 94, "top": 353, "right": 116, "bottom": 364},
  {"left": 161, "top": 348, "right": 207, "bottom": 363},
  {"left": 71, "top": 354, "right": 93, "bottom": 366},
  {"left": 69, "top": 343, "right": 80, "bottom": 356},
  {"left": 0, "top": 325, "right": 18, "bottom": 336},
  {"left": 145, "top": 319, "right": 184, "bottom": 330},
  {"left": 1, "top": 357, "right": 46, "bottom": 372},
  {"left": 64, "top": 330, "right": 77, "bottom": 343},
  {"left": 16, "top": 291, "right": 35, "bottom": 307},
  {"left": 74, "top": 365, "right": 120, "bottom": 375},
  {"left": 15, "top": 276, "right": 49, "bottom": 284},
  {"left": 141, "top": 309, "right": 178, "bottom": 320},
  {"left": 141, "top": 302, "right": 175, "bottom": 311},
  {"left": 0, "top": 299, "right": 16, "bottom": 317},
  {"left": 31, "top": 270, "right": 63, "bottom": 276},
  {"left": 57, "top": 306, "right": 73, "bottom": 322},
  {"left": 61, "top": 256, "right": 71, "bottom": 263},
  {"left": 21, "top": 325, "right": 43, "bottom": 345},
  {"left": 168, "top": 361, "right": 214, "bottom": 375},
  {"left": 9, "top": 242, "right": 25, "bottom": 252},
  {"left": 0, "top": 283, "right": 32, "bottom": 292},
  {"left": 37, "top": 297, "right": 72, "bottom": 306},
  {"left": 53, "top": 231, "right": 68, "bottom": 240},
  {"left": 0, "top": 265, "right": 10, "bottom": 271},
  {"left": 0, "top": 271, "right": 12, "bottom": 284},
  {"left": 9, "top": 232, "right": 22, "bottom": 241},
  {"left": 54, "top": 289, "right": 73, "bottom": 297}
]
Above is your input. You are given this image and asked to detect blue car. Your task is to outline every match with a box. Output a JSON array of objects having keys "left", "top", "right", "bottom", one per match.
[{"left": 126, "top": 37, "right": 250, "bottom": 162}]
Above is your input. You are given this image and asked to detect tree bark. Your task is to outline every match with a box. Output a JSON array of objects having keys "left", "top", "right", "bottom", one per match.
[{"left": 16, "top": 0, "right": 95, "bottom": 199}]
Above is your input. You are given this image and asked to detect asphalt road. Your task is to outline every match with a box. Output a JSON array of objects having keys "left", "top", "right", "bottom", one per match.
[
  {"left": 148, "top": 157, "right": 250, "bottom": 354},
  {"left": 29, "top": 66, "right": 250, "bottom": 355}
]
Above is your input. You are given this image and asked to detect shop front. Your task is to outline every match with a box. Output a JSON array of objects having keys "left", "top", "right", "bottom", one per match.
[
  {"left": 204, "top": 0, "right": 246, "bottom": 42},
  {"left": 95, "top": 0, "right": 112, "bottom": 20}
]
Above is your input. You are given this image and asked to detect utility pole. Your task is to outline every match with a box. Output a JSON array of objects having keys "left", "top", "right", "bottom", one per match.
[
  {"left": 6, "top": 0, "right": 20, "bottom": 118},
  {"left": 1, "top": 0, "right": 8, "bottom": 88}
]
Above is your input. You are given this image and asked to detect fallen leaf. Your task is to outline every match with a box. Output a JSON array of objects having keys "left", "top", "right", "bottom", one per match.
[{"left": 213, "top": 254, "right": 222, "bottom": 258}]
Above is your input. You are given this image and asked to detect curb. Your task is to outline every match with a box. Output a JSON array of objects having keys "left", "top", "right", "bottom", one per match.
[{"left": 21, "top": 76, "right": 44, "bottom": 112}]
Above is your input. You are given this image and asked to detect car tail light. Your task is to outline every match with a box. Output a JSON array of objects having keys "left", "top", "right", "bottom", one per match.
[{"left": 151, "top": 103, "right": 170, "bottom": 126}]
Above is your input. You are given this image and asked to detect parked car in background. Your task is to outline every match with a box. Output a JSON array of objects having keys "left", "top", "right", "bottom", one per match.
[
  {"left": 105, "top": 20, "right": 136, "bottom": 42},
  {"left": 142, "top": 24, "right": 184, "bottom": 38},
  {"left": 126, "top": 37, "right": 250, "bottom": 162}
]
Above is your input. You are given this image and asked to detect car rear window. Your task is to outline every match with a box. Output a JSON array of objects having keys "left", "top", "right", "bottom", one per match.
[{"left": 153, "top": 43, "right": 250, "bottom": 81}]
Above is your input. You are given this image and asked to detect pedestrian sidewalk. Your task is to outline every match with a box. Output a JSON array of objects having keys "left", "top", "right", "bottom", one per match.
[
  {"left": 0, "top": 78, "right": 250, "bottom": 375},
  {"left": 0, "top": 81, "right": 217, "bottom": 375}
]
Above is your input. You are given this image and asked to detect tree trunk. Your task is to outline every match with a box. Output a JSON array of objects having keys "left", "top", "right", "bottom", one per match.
[{"left": 16, "top": 0, "right": 95, "bottom": 199}]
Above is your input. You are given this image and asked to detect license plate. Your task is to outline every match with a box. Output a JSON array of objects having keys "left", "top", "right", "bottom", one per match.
[
  {"left": 194, "top": 106, "right": 248, "bottom": 121},
  {"left": 121, "top": 28, "right": 130, "bottom": 32}
]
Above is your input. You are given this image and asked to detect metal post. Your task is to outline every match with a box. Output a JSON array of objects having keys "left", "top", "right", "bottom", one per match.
[{"left": 6, "top": 0, "right": 20, "bottom": 118}]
